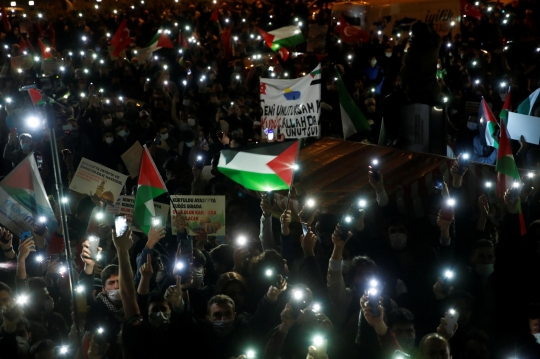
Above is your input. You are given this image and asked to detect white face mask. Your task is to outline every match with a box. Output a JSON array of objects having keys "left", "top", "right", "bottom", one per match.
[
  {"left": 385, "top": 52, "right": 392, "bottom": 58},
  {"left": 467, "top": 122, "right": 478, "bottom": 131},
  {"left": 107, "top": 289, "right": 122, "bottom": 305},
  {"left": 370, "top": 59, "right": 377, "bottom": 66},
  {"left": 161, "top": 133, "right": 169, "bottom": 140},
  {"left": 117, "top": 129, "right": 127, "bottom": 138},
  {"left": 105, "top": 137, "right": 114, "bottom": 144},
  {"left": 186, "top": 141, "right": 194, "bottom": 148},
  {"left": 149, "top": 311, "right": 171, "bottom": 327},
  {"left": 534, "top": 332, "right": 540, "bottom": 344},
  {"left": 389, "top": 233, "right": 407, "bottom": 250},
  {"left": 191, "top": 266, "right": 204, "bottom": 288},
  {"left": 188, "top": 118, "right": 196, "bottom": 127},
  {"left": 437, "top": 63, "right": 441, "bottom": 69},
  {"left": 475, "top": 263, "right": 494, "bottom": 279}
]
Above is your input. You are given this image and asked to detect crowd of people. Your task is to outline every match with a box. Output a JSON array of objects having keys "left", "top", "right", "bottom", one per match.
[{"left": 0, "top": 0, "right": 539, "bottom": 358}]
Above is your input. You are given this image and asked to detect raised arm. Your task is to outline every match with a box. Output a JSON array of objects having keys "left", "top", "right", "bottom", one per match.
[
  {"left": 112, "top": 228, "right": 140, "bottom": 319},
  {"left": 259, "top": 194, "right": 275, "bottom": 251}
]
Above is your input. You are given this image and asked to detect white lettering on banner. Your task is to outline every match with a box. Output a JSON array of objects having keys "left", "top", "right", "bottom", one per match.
[{"left": 260, "top": 64, "right": 321, "bottom": 139}]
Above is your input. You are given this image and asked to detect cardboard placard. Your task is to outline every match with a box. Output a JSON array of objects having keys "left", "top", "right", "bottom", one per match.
[
  {"left": 121, "top": 141, "right": 143, "bottom": 179},
  {"left": 507, "top": 111, "right": 540, "bottom": 145},
  {"left": 11, "top": 55, "right": 34, "bottom": 71},
  {"left": 170, "top": 195, "right": 225, "bottom": 235},
  {"left": 69, "top": 158, "right": 128, "bottom": 204}
]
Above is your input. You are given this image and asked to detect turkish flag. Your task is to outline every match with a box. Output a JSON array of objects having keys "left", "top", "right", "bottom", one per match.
[
  {"left": 111, "top": 20, "right": 128, "bottom": 48},
  {"left": 277, "top": 47, "right": 289, "bottom": 62},
  {"left": 210, "top": 8, "right": 219, "bottom": 21},
  {"left": 461, "top": 0, "right": 482, "bottom": 20},
  {"left": 337, "top": 14, "right": 369, "bottom": 43}
]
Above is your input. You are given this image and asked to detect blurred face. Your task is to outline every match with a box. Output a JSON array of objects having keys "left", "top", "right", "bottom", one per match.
[
  {"left": 391, "top": 322, "right": 415, "bottom": 340},
  {"left": 148, "top": 300, "right": 170, "bottom": 316},
  {"left": 529, "top": 317, "right": 540, "bottom": 334},
  {"left": 103, "top": 274, "right": 119, "bottom": 291},
  {"left": 222, "top": 282, "right": 245, "bottom": 308},
  {"left": 471, "top": 247, "right": 495, "bottom": 265},
  {"left": 208, "top": 302, "right": 235, "bottom": 322},
  {"left": 421, "top": 337, "right": 450, "bottom": 359},
  {"left": 0, "top": 290, "right": 11, "bottom": 307}
]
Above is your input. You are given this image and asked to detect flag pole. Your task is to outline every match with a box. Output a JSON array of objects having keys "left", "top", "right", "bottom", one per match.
[
  {"left": 285, "top": 140, "right": 301, "bottom": 212},
  {"left": 39, "top": 93, "right": 84, "bottom": 353}
]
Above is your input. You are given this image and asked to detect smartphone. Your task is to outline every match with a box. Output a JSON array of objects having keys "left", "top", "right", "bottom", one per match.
[
  {"left": 201, "top": 138, "right": 207, "bottom": 147},
  {"left": 366, "top": 287, "right": 380, "bottom": 317},
  {"left": 434, "top": 174, "right": 444, "bottom": 191},
  {"left": 290, "top": 290, "right": 306, "bottom": 318},
  {"left": 216, "top": 131, "right": 224, "bottom": 140},
  {"left": 75, "top": 286, "right": 88, "bottom": 314},
  {"left": 508, "top": 182, "right": 523, "bottom": 202},
  {"left": 174, "top": 257, "right": 190, "bottom": 282},
  {"left": 444, "top": 309, "right": 459, "bottom": 335},
  {"left": 340, "top": 213, "right": 354, "bottom": 240},
  {"left": 179, "top": 238, "right": 193, "bottom": 255},
  {"left": 264, "top": 267, "right": 279, "bottom": 286},
  {"left": 301, "top": 222, "right": 309, "bottom": 237},
  {"left": 194, "top": 155, "right": 204, "bottom": 169},
  {"left": 36, "top": 156, "right": 44, "bottom": 169},
  {"left": 20, "top": 231, "right": 32, "bottom": 241},
  {"left": 88, "top": 236, "right": 99, "bottom": 260},
  {"left": 266, "top": 129, "right": 274, "bottom": 141},
  {"left": 312, "top": 336, "right": 327, "bottom": 359},
  {"left": 265, "top": 191, "right": 274, "bottom": 206},
  {"left": 458, "top": 153, "right": 470, "bottom": 175},
  {"left": 114, "top": 215, "right": 127, "bottom": 237},
  {"left": 35, "top": 217, "right": 47, "bottom": 236},
  {"left": 151, "top": 216, "right": 162, "bottom": 227},
  {"left": 300, "top": 199, "right": 317, "bottom": 222},
  {"left": 370, "top": 159, "right": 380, "bottom": 180}
]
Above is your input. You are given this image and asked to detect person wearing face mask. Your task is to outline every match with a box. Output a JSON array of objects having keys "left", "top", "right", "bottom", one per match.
[
  {"left": 364, "top": 56, "right": 384, "bottom": 94},
  {"left": 96, "top": 130, "right": 122, "bottom": 171},
  {"left": 0, "top": 301, "right": 33, "bottom": 359},
  {"left": 114, "top": 121, "right": 137, "bottom": 155},
  {"left": 134, "top": 111, "right": 157, "bottom": 146},
  {"left": 155, "top": 123, "right": 178, "bottom": 156},
  {"left": 23, "top": 278, "right": 68, "bottom": 344},
  {"left": 4, "top": 132, "right": 34, "bottom": 168},
  {"left": 114, "top": 105, "right": 125, "bottom": 120}
]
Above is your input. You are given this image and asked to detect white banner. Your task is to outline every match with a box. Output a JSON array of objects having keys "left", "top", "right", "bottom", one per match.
[
  {"left": 170, "top": 195, "right": 225, "bottom": 236},
  {"left": 260, "top": 64, "right": 321, "bottom": 139},
  {"left": 69, "top": 158, "right": 128, "bottom": 204},
  {"left": 114, "top": 195, "right": 169, "bottom": 232}
]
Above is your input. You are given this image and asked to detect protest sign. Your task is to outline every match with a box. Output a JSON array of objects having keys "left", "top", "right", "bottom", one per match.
[
  {"left": 11, "top": 55, "right": 34, "bottom": 71},
  {"left": 170, "top": 195, "right": 226, "bottom": 235},
  {"left": 0, "top": 153, "right": 56, "bottom": 235},
  {"left": 260, "top": 64, "right": 321, "bottom": 139},
  {"left": 121, "top": 141, "right": 143, "bottom": 178},
  {"left": 69, "top": 158, "right": 128, "bottom": 204},
  {"left": 136, "top": 47, "right": 153, "bottom": 63},
  {"left": 507, "top": 111, "right": 540, "bottom": 145}
]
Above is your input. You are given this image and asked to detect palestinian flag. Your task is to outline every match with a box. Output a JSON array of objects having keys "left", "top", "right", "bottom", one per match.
[
  {"left": 38, "top": 38, "right": 52, "bottom": 60},
  {"left": 478, "top": 98, "right": 498, "bottom": 149},
  {"left": 335, "top": 68, "right": 370, "bottom": 139},
  {"left": 148, "top": 30, "right": 174, "bottom": 51},
  {"left": 499, "top": 87, "right": 512, "bottom": 126},
  {"left": 218, "top": 141, "right": 300, "bottom": 191},
  {"left": 28, "top": 88, "right": 45, "bottom": 106},
  {"left": 257, "top": 25, "right": 305, "bottom": 52},
  {"left": 133, "top": 146, "right": 167, "bottom": 235},
  {"left": 495, "top": 119, "right": 526, "bottom": 235},
  {"left": 517, "top": 88, "right": 540, "bottom": 116}
]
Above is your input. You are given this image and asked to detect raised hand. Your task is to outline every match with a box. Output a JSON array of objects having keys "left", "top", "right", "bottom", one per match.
[
  {"left": 81, "top": 240, "right": 102, "bottom": 268},
  {"left": 279, "top": 303, "right": 297, "bottom": 333},
  {"left": 18, "top": 238, "right": 36, "bottom": 261},
  {"left": 164, "top": 276, "right": 183, "bottom": 308},
  {"left": 437, "top": 313, "right": 458, "bottom": 340},
  {"left": 140, "top": 253, "right": 154, "bottom": 279},
  {"left": 267, "top": 275, "right": 287, "bottom": 302},
  {"left": 280, "top": 210, "right": 292, "bottom": 236},
  {"left": 146, "top": 226, "right": 166, "bottom": 250},
  {"left": 478, "top": 194, "right": 489, "bottom": 216},
  {"left": 301, "top": 228, "right": 316, "bottom": 257},
  {"left": 260, "top": 194, "right": 273, "bottom": 217},
  {"left": 87, "top": 334, "right": 110, "bottom": 359},
  {"left": 113, "top": 228, "right": 133, "bottom": 253},
  {"left": 360, "top": 294, "right": 386, "bottom": 335},
  {"left": 332, "top": 224, "right": 351, "bottom": 248},
  {"left": 0, "top": 227, "right": 13, "bottom": 249},
  {"left": 433, "top": 277, "right": 453, "bottom": 300}
]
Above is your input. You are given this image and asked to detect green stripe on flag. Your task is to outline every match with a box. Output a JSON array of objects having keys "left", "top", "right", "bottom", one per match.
[
  {"left": 272, "top": 33, "right": 305, "bottom": 49},
  {"left": 133, "top": 184, "right": 167, "bottom": 234},
  {"left": 335, "top": 68, "right": 370, "bottom": 138},
  {"left": 495, "top": 155, "right": 520, "bottom": 180},
  {"left": 217, "top": 167, "right": 289, "bottom": 191}
]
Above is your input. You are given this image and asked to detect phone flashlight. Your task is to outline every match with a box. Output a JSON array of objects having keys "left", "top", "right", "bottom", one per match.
[
  {"left": 371, "top": 159, "right": 380, "bottom": 180},
  {"left": 313, "top": 335, "right": 324, "bottom": 347},
  {"left": 306, "top": 198, "right": 315, "bottom": 208},
  {"left": 293, "top": 289, "right": 303, "bottom": 300},
  {"left": 96, "top": 212, "right": 104, "bottom": 220},
  {"left": 97, "top": 327, "right": 104, "bottom": 334},
  {"left": 369, "top": 279, "right": 378, "bottom": 287},
  {"left": 152, "top": 217, "right": 161, "bottom": 227},
  {"left": 449, "top": 308, "right": 455, "bottom": 315},
  {"left": 358, "top": 199, "right": 366, "bottom": 208},
  {"left": 38, "top": 216, "right": 46, "bottom": 223},
  {"left": 265, "top": 269, "right": 273, "bottom": 277},
  {"left": 36, "top": 255, "right": 43, "bottom": 262},
  {"left": 293, "top": 164, "right": 299, "bottom": 170},
  {"left": 175, "top": 262, "right": 184, "bottom": 270},
  {"left": 17, "top": 295, "right": 28, "bottom": 305},
  {"left": 61, "top": 197, "right": 69, "bottom": 204},
  {"left": 528, "top": 172, "right": 534, "bottom": 178},
  {"left": 59, "top": 346, "right": 68, "bottom": 355},
  {"left": 246, "top": 350, "right": 256, "bottom": 359},
  {"left": 447, "top": 198, "right": 456, "bottom": 206},
  {"left": 76, "top": 285, "right": 84, "bottom": 293},
  {"left": 312, "top": 303, "right": 321, "bottom": 312},
  {"left": 485, "top": 181, "right": 492, "bottom": 188},
  {"left": 444, "top": 270, "right": 454, "bottom": 280},
  {"left": 59, "top": 266, "right": 67, "bottom": 273},
  {"left": 237, "top": 236, "right": 247, "bottom": 246}
]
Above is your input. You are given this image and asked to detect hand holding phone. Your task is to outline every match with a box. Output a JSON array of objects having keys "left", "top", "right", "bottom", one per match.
[
  {"left": 369, "top": 159, "right": 380, "bottom": 180},
  {"left": 444, "top": 309, "right": 459, "bottom": 335},
  {"left": 434, "top": 174, "right": 444, "bottom": 191},
  {"left": 340, "top": 214, "right": 354, "bottom": 240},
  {"left": 114, "top": 215, "right": 127, "bottom": 237},
  {"left": 457, "top": 153, "right": 470, "bottom": 175},
  {"left": 508, "top": 182, "right": 523, "bottom": 202}
]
